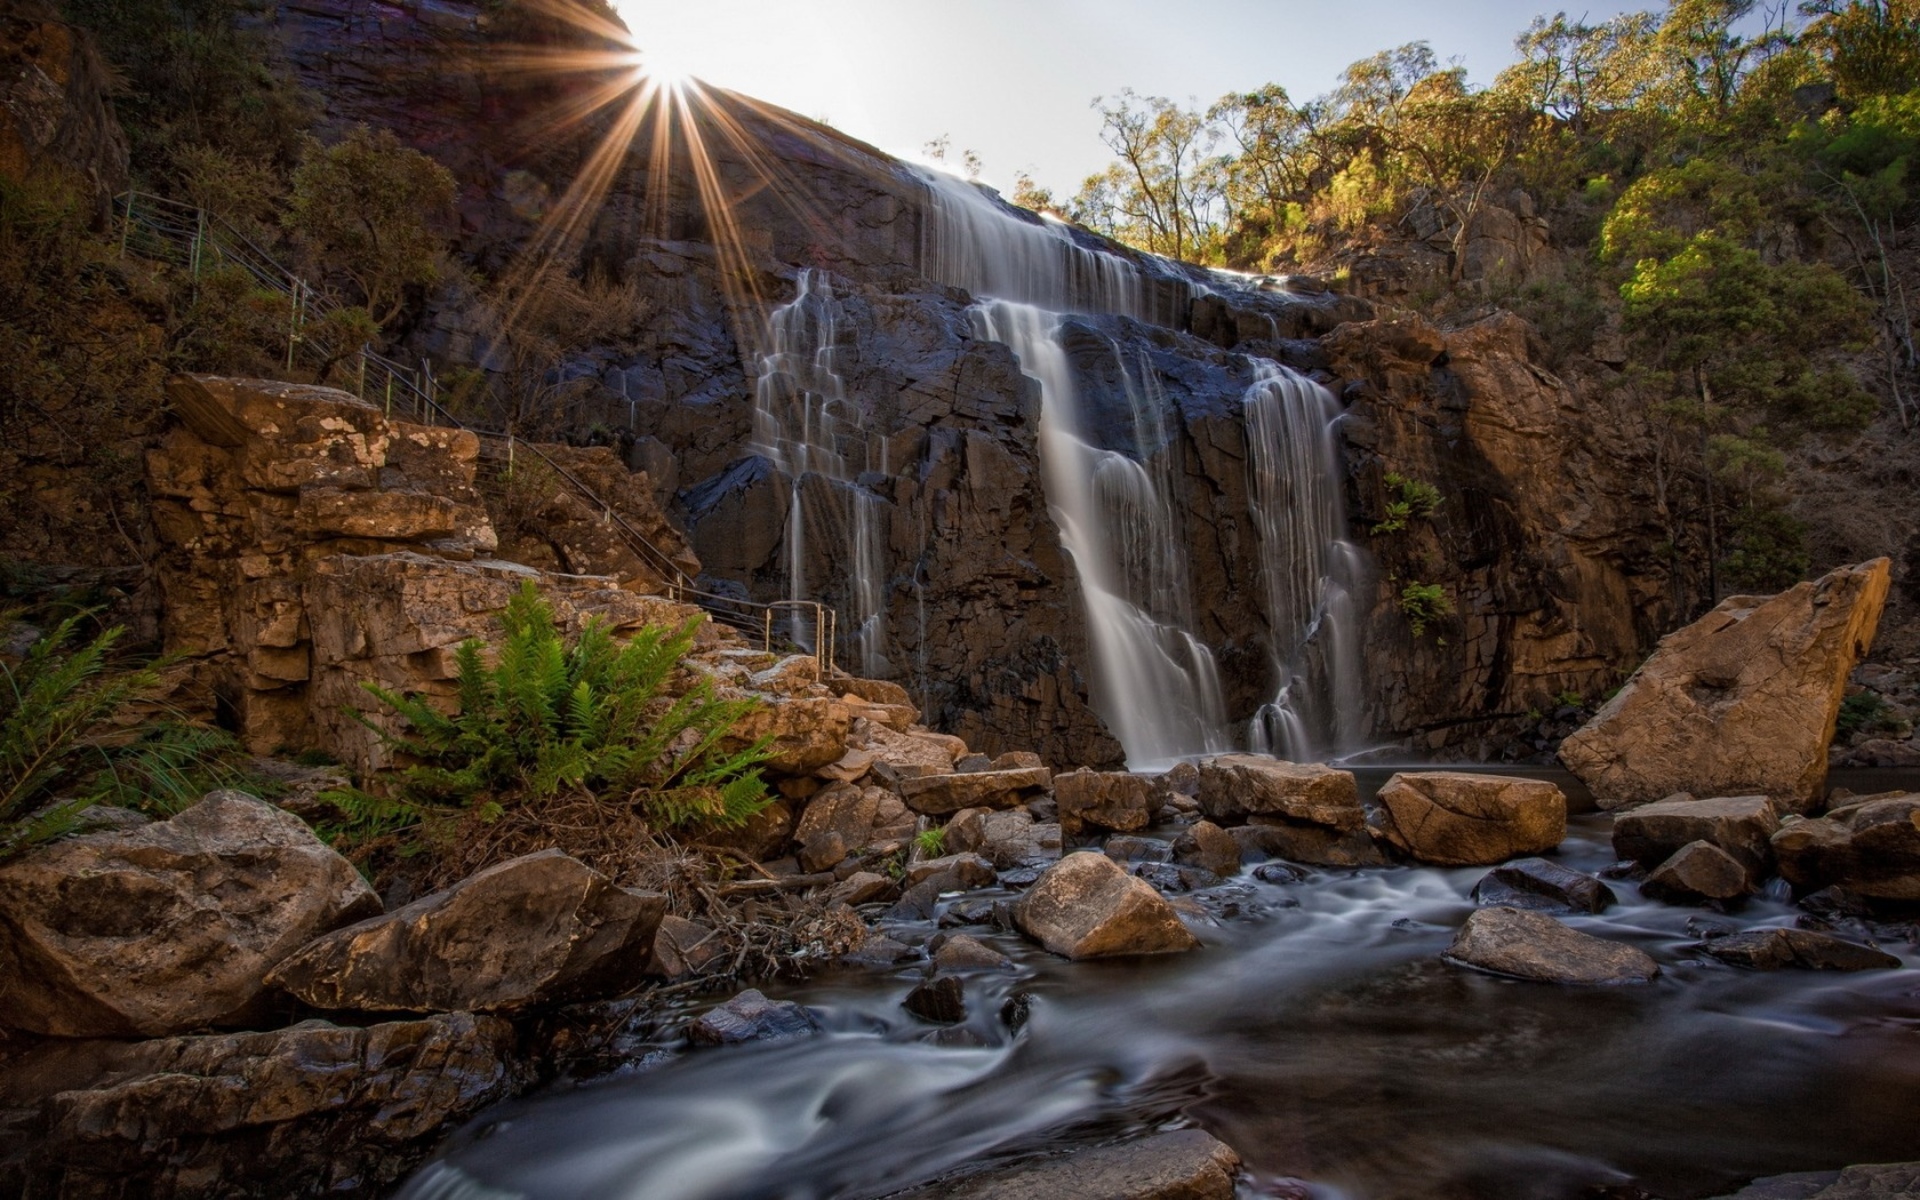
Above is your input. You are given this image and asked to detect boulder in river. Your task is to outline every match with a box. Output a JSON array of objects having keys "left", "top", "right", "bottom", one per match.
[
  {"left": 1559, "top": 559, "right": 1892, "bottom": 812},
  {"left": 900, "top": 1128, "right": 1241, "bottom": 1199},
  {"left": 1195, "top": 755, "right": 1361, "bottom": 828},
  {"left": 903, "top": 975, "right": 967, "bottom": 1024},
  {"left": 1445, "top": 906, "right": 1660, "bottom": 985},
  {"left": 1642, "top": 840, "right": 1753, "bottom": 904},
  {"left": 1706, "top": 1162, "right": 1920, "bottom": 1200},
  {"left": 267, "top": 849, "right": 666, "bottom": 1013},
  {"left": 0, "top": 1012, "right": 517, "bottom": 1199},
  {"left": 1612, "top": 794, "right": 1779, "bottom": 880},
  {"left": 0, "top": 791, "right": 379, "bottom": 1037},
  {"left": 1013, "top": 851, "right": 1200, "bottom": 959},
  {"left": 1699, "top": 927, "right": 1900, "bottom": 972},
  {"left": 1173, "top": 820, "right": 1242, "bottom": 877},
  {"left": 1230, "top": 817, "right": 1387, "bottom": 867},
  {"left": 1772, "top": 794, "right": 1920, "bottom": 901},
  {"left": 1054, "top": 769, "right": 1158, "bottom": 834},
  {"left": 1471, "top": 857, "right": 1616, "bottom": 913},
  {"left": 686, "top": 988, "right": 822, "bottom": 1046},
  {"left": 1370, "top": 772, "right": 1566, "bottom": 866}
]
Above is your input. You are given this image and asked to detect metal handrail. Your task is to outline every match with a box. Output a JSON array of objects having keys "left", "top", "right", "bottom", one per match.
[{"left": 115, "top": 189, "right": 845, "bottom": 677}]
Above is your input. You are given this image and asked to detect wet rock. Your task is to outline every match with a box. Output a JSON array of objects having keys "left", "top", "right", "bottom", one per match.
[
  {"left": 1371, "top": 772, "right": 1566, "bottom": 866},
  {"left": 1643, "top": 841, "right": 1753, "bottom": 905},
  {"left": 1014, "top": 851, "right": 1201, "bottom": 959},
  {"left": 0, "top": 1012, "right": 517, "bottom": 1200},
  {"left": 268, "top": 849, "right": 666, "bottom": 1014},
  {"left": 0, "top": 791, "right": 379, "bottom": 1037},
  {"left": 1699, "top": 927, "right": 1901, "bottom": 971},
  {"left": 946, "top": 807, "right": 1061, "bottom": 869},
  {"left": 1708, "top": 1163, "right": 1920, "bottom": 1200},
  {"left": 1560, "top": 559, "right": 1892, "bottom": 812},
  {"left": 1105, "top": 835, "right": 1175, "bottom": 862},
  {"left": 839, "top": 932, "right": 917, "bottom": 967},
  {"left": 904, "top": 852, "right": 997, "bottom": 892},
  {"left": 1773, "top": 795, "right": 1920, "bottom": 900},
  {"left": 930, "top": 932, "right": 1014, "bottom": 971},
  {"left": 1612, "top": 794, "right": 1780, "bottom": 880},
  {"left": 887, "top": 880, "right": 945, "bottom": 921},
  {"left": 1705, "top": 1171, "right": 1842, "bottom": 1200},
  {"left": 1173, "top": 820, "right": 1243, "bottom": 878},
  {"left": 999, "top": 990, "right": 1035, "bottom": 1031},
  {"left": 1131, "top": 862, "right": 1218, "bottom": 893},
  {"left": 686, "top": 988, "right": 822, "bottom": 1046},
  {"left": 828, "top": 871, "right": 898, "bottom": 907},
  {"left": 1444, "top": 906, "right": 1659, "bottom": 985},
  {"left": 1233, "top": 817, "right": 1388, "bottom": 868},
  {"left": 1471, "top": 858, "right": 1616, "bottom": 914},
  {"left": 1253, "top": 862, "right": 1309, "bottom": 885},
  {"left": 1054, "top": 769, "right": 1158, "bottom": 834},
  {"left": 900, "top": 1128, "right": 1241, "bottom": 1199},
  {"left": 903, "top": 975, "right": 967, "bottom": 1023},
  {"left": 1196, "top": 755, "right": 1361, "bottom": 828},
  {"left": 651, "top": 916, "right": 727, "bottom": 980},
  {"left": 899, "top": 767, "right": 1052, "bottom": 816}
]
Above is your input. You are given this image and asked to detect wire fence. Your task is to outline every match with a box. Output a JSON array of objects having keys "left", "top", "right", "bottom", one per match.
[{"left": 115, "top": 191, "right": 838, "bottom": 673}]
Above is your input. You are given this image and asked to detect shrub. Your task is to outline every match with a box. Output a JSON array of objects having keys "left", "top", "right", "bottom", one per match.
[
  {"left": 1371, "top": 472, "right": 1443, "bottom": 535},
  {"left": 1398, "top": 581, "right": 1455, "bottom": 638},
  {"left": 337, "top": 583, "right": 772, "bottom": 839},
  {"left": 914, "top": 827, "right": 947, "bottom": 857}
]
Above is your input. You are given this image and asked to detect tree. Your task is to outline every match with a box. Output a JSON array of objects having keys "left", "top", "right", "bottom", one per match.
[
  {"left": 286, "top": 126, "right": 456, "bottom": 331},
  {"left": 1800, "top": 0, "right": 1920, "bottom": 100},
  {"left": 1073, "top": 90, "right": 1226, "bottom": 261}
]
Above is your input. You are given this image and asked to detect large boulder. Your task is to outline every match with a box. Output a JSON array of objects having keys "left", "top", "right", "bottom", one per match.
[
  {"left": 1054, "top": 769, "right": 1158, "bottom": 834},
  {"left": 1195, "top": 756, "right": 1362, "bottom": 828},
  {"left": 793, "top": 783, "right": 914, "bottom": 870},
  {"left": 1642, "top": 840, "right": 1752, "bottom": 904},
  {"left": 0, "top": 1012, "right": 517, "bottom": 1199},
  {"left": 1370, "top": 772, "right": 1566, "bottom": 866},
  {"left": 267, "top": 849, "right": 665, "bottom": 1013},
  {"left": 899, "top": 766, "right": 1051, "bottom": 816},
  {"left": 1699, "top": 927, "right": 1900, "bottom": 972},
  {"left": 902, "top": 1128, "right": 1241, "bottom": 1199},
  {"left": 1612, "top": 795, "right": 1780, "bottom": 880},
  {"left": 1471, "top": 857, "right": 1615, "bottom": 914},
  {"left": 1444, "top": 907, "right": 1659, "bottom": 985},
  {"left": 1013, "top": 852, "right": 1200, "bottom": 959},
  {"left": 1772, "top": 794, "right": 1920, "bottom": 900},
  {"left": 0, "top": 792, "right": 379, "bottom": 1037},
  {"left": 1560, "top": 559, "right": 1892, "bottom": 811}
]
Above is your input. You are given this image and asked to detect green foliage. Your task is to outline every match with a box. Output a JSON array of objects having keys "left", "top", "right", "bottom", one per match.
[
  {"left": 1370, "top": 472, "right": 1443, "bottom": 535},
  {"left": 1835, "top": 689, "right": 1895, "bottom": 738},
  {"left": 1398, "top": 581, "right": 1455, "bottom": 638},
  {"left": 347, "top": 582, "right": 773, "bottom": 833},
  {"left": 1, "top": 612, "right": 245, "bottom": 859},
  {"left": 914, "top": 827, "right": 947, "bottom": 857},
  {"left": 1720, "top": 505, "right": 1811, "bottom": 590}
]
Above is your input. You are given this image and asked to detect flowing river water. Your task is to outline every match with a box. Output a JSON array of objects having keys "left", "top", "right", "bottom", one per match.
[{"left": 396, "top": 769, "right": 1920, "bottom": 1200}]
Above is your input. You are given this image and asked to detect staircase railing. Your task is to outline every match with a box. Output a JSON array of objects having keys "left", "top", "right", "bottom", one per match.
[{"left": 115, "top": 191, "right": 840, "bottom": 674}]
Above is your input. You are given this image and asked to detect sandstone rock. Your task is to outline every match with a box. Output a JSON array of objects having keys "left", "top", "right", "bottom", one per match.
[
  {"left": 864, "top": 723, "right": 965, "bottom": 776},
  {"left": 0, "top": 792, "right": 378, "bottom": 1037},
  {"left": 818, "top": 747, "right": 875, "bottom": 782},
  {"left": 828, "top": 871, "right": 898, "bottom": 907},
  {"left": 794, "top": 783, "right": 911, "bottom": 863},
  {"left": 901, "top": 1129, "right": 1241, "bottom": 1200},
  {"left": 800, "top": 829, "right": 849, "bottom": 872},
  {"left": 1643, "top": 840, "right": 1753, "bottom": 904},
  {"left": 1232, "top": 818, "right": 1388, "bottom": 868},
  {"left": 931, "top": 933, "right": 1014, "bottom": 971},
  {"left": 1013, "top": 852, "right": 1200, "bottom": 959},
  {"left": 1196, "top": 756, "right": 1362, "bottom": 828},
  {"left": 686, "top": 988, "right": 821, "bottom": 1046},
  {"left": 268, "top": 849, "right": 665, "bottom": 1013},
  {"left": 1371, "top": 772, "right": 1566, "bottom": 866},
  {"left": 1173, "top": 820, "right": 1242, "bottom": 878},
  {"left": 946, "top": 808, "right": 1060, "bottom": 869},
  {"left": 1699, "top": 927, "right": 1900, "bottom": 971},
  {"left": 724, "top": 696, "right": 853, "bottom": 776},
  {"left": 1054, "top": 769, "right": 1158, "bottom": 834},
  {"left": 1613, "top": 795, "right": 1780, "bottom": 880},
  {"left": 1773, "top": 795, "right": 1920, "bottom": 900},
  {"left": 903, "top": 975, "right": 967, "bottom": 1024},
  {"left": 1471, "top": 857, "right": 1615, "bottom": 914},
  {"left": 899, "top": 767, "right": 1051, "bottom": 816},
  {"left": 991, "top": 750, "right": 1046, "bottom": 772},
  {"left": 0, "top": 1013, "right": 517, "bottom": 1200},
  {"left": 1105, "top": 835, "right": 1175, "bottom": 863},
  {"left": 1560, "top": 559, "right": 1893, "bottom": 811},
  {"left": 904, "top": 852, "right": 997, "bottom": 892},
  {"left": 1444, "top": 906, "right": 1659, "bottom": 985},
  {"left": 652, "top": 916, "right": 727, "bottom": 980}
]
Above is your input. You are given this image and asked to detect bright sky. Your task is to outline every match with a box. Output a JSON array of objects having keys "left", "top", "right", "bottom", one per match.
[{"left": 608, "top": 0, "right": 1647, "bottom": 196}]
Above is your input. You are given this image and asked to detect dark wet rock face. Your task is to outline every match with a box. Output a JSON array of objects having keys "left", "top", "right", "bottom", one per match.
[
  {"left": 0, "top": 1013, "right": 519, "bottom": 1199},
  {"left": 1471, "top": 857, "right": 1615, "bottom": 914},
  {"left": 903, "top": 976, "right": 967, "bottom": 1024},
  {"left": 1699, "top": 928, "right": 1900, "bottom": 972},
  {"left": 1444, "top": 906, "right": 1658, "bottom": 985},
  {"left": 686, "top": 989, "right": 823, "bottom": 1046}
]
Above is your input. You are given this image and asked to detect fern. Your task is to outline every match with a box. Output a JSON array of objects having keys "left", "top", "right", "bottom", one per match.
[{"left": 350, "top": 582, "right": 773, "bottom": 830}]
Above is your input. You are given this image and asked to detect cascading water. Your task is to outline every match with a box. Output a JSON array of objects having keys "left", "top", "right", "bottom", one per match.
[
  {"left": 750, "top": 270, "right": 888, "bottom": 676},
  {"left": 1242, "top": 362, "right": 1365, "bottom": 760},
  {"left": 971, "top": 301, "right": 1231, "bottom": 770}
]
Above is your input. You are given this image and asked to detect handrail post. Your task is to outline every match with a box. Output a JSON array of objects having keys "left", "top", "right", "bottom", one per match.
[
  {"left": 763, "top": 609, "right": 773, "bottom": 653},
  {"left": 118, "top": 193, "right": 132, "bottom": 259}
]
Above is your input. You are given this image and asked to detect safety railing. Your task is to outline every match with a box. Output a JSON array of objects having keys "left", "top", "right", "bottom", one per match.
[{"left": 115, "top": 191, "right": 844, "bottom": 677}]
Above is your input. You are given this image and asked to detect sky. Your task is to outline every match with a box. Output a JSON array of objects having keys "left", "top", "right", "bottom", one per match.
[{"left": 607, "top": 0, "right": 1647, "bottom": 196}]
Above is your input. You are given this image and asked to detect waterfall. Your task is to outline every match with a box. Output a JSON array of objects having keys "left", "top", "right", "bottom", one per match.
[
  {"left": 750, "top": 270, "right": 888, "bottom": 676},
  {"left": 971, "top": 301, "right": 1231, "bottom": 771},
  {"left": 1242, "top": 362, "right": 1365, "bottom": 760}
]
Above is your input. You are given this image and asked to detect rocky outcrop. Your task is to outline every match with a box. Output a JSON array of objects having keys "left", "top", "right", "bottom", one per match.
[
  {"left": 0, "top": 1012, "right": 518, "bottom": 1199},
  {"left": 899, "top": 765, "right": 1052, "bottom": 816},
  {"left": 902, "top": 1129, "right": 1241, "bottom": 1200},
  {"left": 1445, "top": 907, "right": 1659, "bottom": 985},
  {"left": 1612, "top": 795, "right": 1779, "bottom": 881},
  {"left": 1370, "top": 771, "right": 1566, "bottom": 866},
  {"left": 483, "top": 440, "right": 699, "bottom": 593},
  {"left": 1196, "top": 756, "right": 1360, "bottom": 826},
  {"left": 0, "top": 792, "right": 378, "bottom": 1037},
  {"left": 1560, "top": 559, "right": 1892, "bottom": 811},
  {"left": 1772, "top": 794, "right": 1920, "bottom": 900},
  {"left": 0, "top": 1, "right": 128, "bottom": 215},
  {"left": 1014, "top": 851, "right": 1200, "bottom": 959},
  {"left": 268, "top": 850, "right": 666, "bottom": 1014}
]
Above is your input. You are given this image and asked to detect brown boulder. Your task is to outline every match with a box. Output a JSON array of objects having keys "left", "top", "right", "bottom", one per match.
[
  {"left": 1054, "top": 769, "right": 1158, "bottom": 834},
  {"left": 1445, "top": 907, "right": 1659, "bottom": 985},
  {"left": 267, "top": 849, "right": 665, "bottom": 1013},
  {"left": 1173, "top": 820, "right": 1242, "bottom": 878},
  {"left": 902, "top": 1128, "right": 1241, "bottom": 1199},
  {"left": 723, "top": 696, "right": 853, "bottom": 776},
  {"left": 1772, "top": 795, "right": 1920, "bottom": 900},
  {"left": 1612, "top": 795, "right": 1779, "bottom": 880},
  {"left": 1196, "top": 756, "right": 1361, "bottom": 828},
  {"left": 945, "top": 807, "right": 1062, "bottom": 869},
  {"left": 1013, "top": 852, "right": 1200, "bottom": 960},
  {"left": 1560, "top": 559, "right": 1892, "bottom": 811},
  {"left": 0, "top": 792, "right": 379, "bottom": 1037},
  {"left": 899, "top": 766, "right": 1051, "bottom": 816},
  {"left": 1370, "top": 772, "right": 1566, "bottom": 866},
  {"left": 1642, "top": 840, "right": 1752, "bottom": 904},
  {"left": 1700, "top": 927, "right": 1900, "bottom": 972}
]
